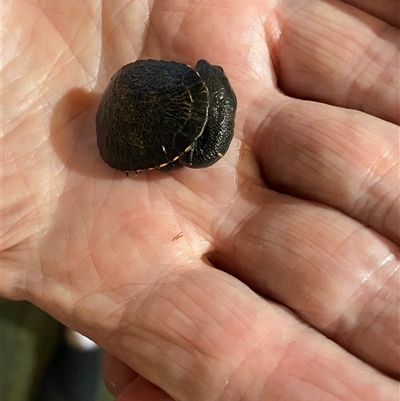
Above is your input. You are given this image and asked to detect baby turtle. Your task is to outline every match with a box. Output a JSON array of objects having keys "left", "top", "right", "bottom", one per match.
[{"left": 96, "top": 59, "right": 237, "bottom": 172}]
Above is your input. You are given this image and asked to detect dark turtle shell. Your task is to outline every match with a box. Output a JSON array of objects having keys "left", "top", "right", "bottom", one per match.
[{"left": 96, "top": 59, "right": 236, "bottom": 172}]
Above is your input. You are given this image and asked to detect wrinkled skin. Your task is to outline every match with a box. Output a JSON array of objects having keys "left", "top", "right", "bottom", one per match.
[{"left": 1, "top": 1, "right": 399, "bottom": 400}]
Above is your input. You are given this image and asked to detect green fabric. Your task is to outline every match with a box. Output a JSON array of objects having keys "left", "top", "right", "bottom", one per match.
[{"left": 0, "top": 298, "right": 112, "bottom": 401}]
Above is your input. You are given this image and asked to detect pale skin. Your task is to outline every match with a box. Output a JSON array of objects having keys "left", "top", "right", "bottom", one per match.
[{"left": 1, "top": 0, "right": 399, "bottom": 400}]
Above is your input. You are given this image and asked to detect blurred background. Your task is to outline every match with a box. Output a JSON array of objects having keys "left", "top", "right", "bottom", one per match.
[{"left": 0, "top": 297, "right": 112, "bottom": 401}]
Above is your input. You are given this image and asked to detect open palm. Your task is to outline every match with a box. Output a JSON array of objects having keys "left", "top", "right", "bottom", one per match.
[{"left": 2, "top": 1, "right": 399, "bottom": 400}]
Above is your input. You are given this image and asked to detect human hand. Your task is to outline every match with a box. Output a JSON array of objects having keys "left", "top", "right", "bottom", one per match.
[{"left": 2, "top": 1, "right": 399, "bottom": 400}]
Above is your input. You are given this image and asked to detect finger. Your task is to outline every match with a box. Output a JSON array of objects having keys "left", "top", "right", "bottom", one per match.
[
  {"left": 114, "top": 376, "right": 174, "bottom": 401},
  {"left": 92, "top": 268, "right": 398, "bottom": 400},
  {"left": 210, "top": 185, "right": 400, "bottom": 378},
  {"left": 340, "top": 0, "right": 400, "bottom": 28},
  {"left": 256, "top": 97, "right": 399, "bottom": 245},
  {"left": 103, "top": 352, "right": 138, "bottom": 397},
  {"left": 271, "top": 0, "right": 399, "bottom": 124}
]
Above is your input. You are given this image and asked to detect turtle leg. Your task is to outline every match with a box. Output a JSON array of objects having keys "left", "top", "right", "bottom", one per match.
[
  {"left": 179, "top": 60, "right": 236, "bottom": 169},
  {"left": 178, "top": 127, "right": 224, "bottom": 168}
]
